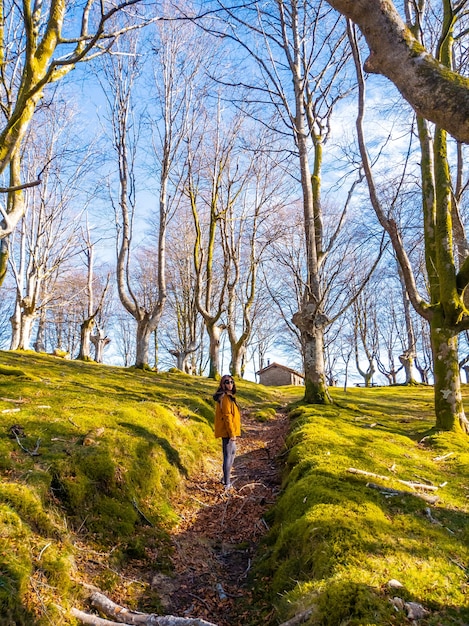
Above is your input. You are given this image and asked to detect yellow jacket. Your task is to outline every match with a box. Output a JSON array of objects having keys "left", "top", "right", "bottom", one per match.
[{"left": 214, "top": 393, "right": 241, "bottom": 439}]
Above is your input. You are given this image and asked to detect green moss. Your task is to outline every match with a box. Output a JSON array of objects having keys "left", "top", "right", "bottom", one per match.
[
  {"left": 315, "top": 581, "right": 394, "bottom": 625},
  {"left": 253, "top": 406, "right": 277, "bottom": 422},
  {"left": 0, "top": 365, "right": 37, "bottom": 379},
  {"left": 38, "top": 543, "right": 74, "bottom": 593},
  {"left": 0, "top": 483, "right": 56, "bottom": 535},
  {"left": 253, "top": 386, "right": 469, "bottom": 625},
  {"left": 0, "top": 505, "right": 32, "bottom": 610}
]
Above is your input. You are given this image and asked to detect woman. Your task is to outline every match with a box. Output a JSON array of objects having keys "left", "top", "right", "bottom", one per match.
[{"left": 213, "top": 375, "right": 241, "bottom": 490}]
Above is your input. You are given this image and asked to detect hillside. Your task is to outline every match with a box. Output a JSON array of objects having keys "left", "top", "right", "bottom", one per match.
[
  {"left": 0, "top": 351, "right": 295, "bottom": 625},
  {"left": 0, "top": 352, "right": 468, "bottom": 626}
]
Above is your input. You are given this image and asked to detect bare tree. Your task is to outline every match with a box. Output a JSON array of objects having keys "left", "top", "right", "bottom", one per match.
[
  {"left": 352, "top": 290, "right": 378, "bottom": 387},
  {"left": 77, "top": 224, "right": 111, "bottom": 361},
  {"left": 8, "top": 103, "right": 88, "bottom": 350},
  {"left": 349, "top": 6, "right": 469, "bottom": 432},
  {"left": 100, "top": 31, "right": 162, "bottom": 369},
  {"left": 185, "top": 103, "right": 245, "bottom": 378},
  {"left": 212, "top": 1, "right": 380, "bottom": 402},
  {"left": 0, "top": 0, "right": 150, "bottom": 280}
]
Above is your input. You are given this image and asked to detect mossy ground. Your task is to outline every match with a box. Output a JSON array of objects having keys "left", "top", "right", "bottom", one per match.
[
  {"left": 0, "top": 350, "right": 286, "bottom": 625},
  {"left": 1, "top": 354, "right": 468, "bottom": 626},
  {"left": 252, "top": 385, "right": 469, "bottom": 626}
]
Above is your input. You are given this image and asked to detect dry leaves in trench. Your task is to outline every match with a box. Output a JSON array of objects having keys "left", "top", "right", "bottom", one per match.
[{"left": 154, "top": 408, "right": 290, "bottom": 626}]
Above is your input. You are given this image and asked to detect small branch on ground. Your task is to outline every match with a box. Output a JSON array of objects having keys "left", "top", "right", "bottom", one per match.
[
  {"left": 365, "top": 482, "right": 440, "bottom": 504},
  {"left": 278, "top": 607, "right": 316, "bottom": 626},
  {"left": 71, "top": 591, "right": 219, "bottom": 625},
  {"left": 10, "top": 426, "right": 41, "bottom": 456},
  {"left": 347, "top": 467, "right": 438, "bottom": 491},
  {"left": 132, "top": 498, "right": 154, "bottom": 526}
]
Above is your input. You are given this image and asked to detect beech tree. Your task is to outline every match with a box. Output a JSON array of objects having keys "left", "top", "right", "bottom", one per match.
[
  {"left": 223, "top": 135, "right": 285, "bottom": 378},
  {"left": 325, "top": 0, "right": 469, "bottom": 144},
  {"left": 185, "top": 104, "right": 246, "bottom": 379},
  {"left": 77, "top": 225, "right": 111, "bottom": 362},
  {"left": 0, "top": 0, "right": 148, "bottom": 278},
  {"left": 8, "top": 104, "right": 87, "bottom": 351},
  {"left": 214, "top": 0, "right": 363, "bottom": 402},
  {"left": 161, "top": 213, "right": 203, "bottom": 374},
  {"left": 349, "top": 5, "right": 469, "bottom": 433}
]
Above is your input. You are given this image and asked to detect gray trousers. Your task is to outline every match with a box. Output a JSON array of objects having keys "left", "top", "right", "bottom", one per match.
[{"left": 222, "top": 437, "right": 236, "bottom": 486}]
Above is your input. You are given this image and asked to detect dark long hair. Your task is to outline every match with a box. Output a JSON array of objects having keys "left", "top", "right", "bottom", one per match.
[{"left": 213, "top": 375, "right": 237, "bottom": 401}]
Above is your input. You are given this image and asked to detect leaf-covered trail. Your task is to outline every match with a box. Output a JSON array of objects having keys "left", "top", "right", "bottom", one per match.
[{"left": 154, "top": 409, "right": 290, "bottom": 626}]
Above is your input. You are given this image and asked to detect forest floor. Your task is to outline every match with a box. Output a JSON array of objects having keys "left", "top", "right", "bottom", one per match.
[{"left": 152, "top": 407, "right": 290, "bottom": 626}]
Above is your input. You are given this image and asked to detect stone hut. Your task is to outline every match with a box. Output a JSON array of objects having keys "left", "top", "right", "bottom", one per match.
[{"left": 256, "top": 362, "right": 304, "bottom": 386}]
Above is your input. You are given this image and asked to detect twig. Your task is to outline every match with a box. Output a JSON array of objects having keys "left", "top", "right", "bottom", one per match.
[
  {"left": 347, "top": 468, "right": 438, "bottom": 491},
  {"left": 449, "top": 557, "right": 468, "bottom": 572},
  {"left": 240, "top": 558, "right": 251, "bottom": 580},
  {"left": 12, "top": 430, "right": 41, "bottom": 456},
  {"left": 278, "top": 608, "right": 316, "bottom": 626},
  {"left": 366, "top": 482, "right": 439, "bottom": 504},
  {"left": 186, "top": 593, "right": 212, "bottom": 612},
  {"left": 433, "top": 452, "right": 454, "bottom": 462},
  {"left": 132, "top": 498, "right": 154, "bottom": 527},
  {"left": 413, "top": 474, "right": 434, "bottom": 485},
  {"left": 238, "top": 482, "right": 267, "bottom": 492},
  {"left": 38, "top": 542, "right": 52, "bottom": 560},
  {"left": 189, "top": 496, "right": 211, "bottom": 508}
]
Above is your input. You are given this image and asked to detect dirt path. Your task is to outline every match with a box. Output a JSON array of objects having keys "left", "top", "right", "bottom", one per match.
[{"left": 152, "top": 409, "right": 290, "bottom": 626}]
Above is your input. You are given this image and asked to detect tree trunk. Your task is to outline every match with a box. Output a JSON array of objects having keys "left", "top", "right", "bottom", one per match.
[
  {"left": 207, "top": 323, "right": 224, "bottom": 379},
  {"left": 9, "top": 302, "right": 21, "bottom": 350},
  {"left": 91, "top": 328, "right": 111, "bottom": 364},
  {"left": 399, "top": 352, "right": 418, "bottom": 385},
  {"left": 135, "top": 318, "right": 152, "bottom": 369},
  {"left": 430, "top": 313, "right": 469, "bottom": 433},
  {"left": 0, "top": 240, "right": 8, "bottom": 288},
  {"left": 34, "top": 307, "right": 47, "bottom": 353},
  {"left": 230, "top": 344, "right": 246, "bottom": 378},
  {"left": 18, "top": 309, "right": 35, "bottom": 350},
  {"left": 78, "top": 317, "right": 95, "bottom": 361},
  {"left": 294, "top": 308, "right": 332, "bottom": 404}
]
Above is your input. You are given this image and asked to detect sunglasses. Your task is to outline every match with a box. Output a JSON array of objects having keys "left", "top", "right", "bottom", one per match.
[{"left": 223, "top": 380, "right": 234, "bottom": 385}]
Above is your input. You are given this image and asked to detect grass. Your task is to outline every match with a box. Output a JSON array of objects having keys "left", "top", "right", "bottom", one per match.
[
  {"left": 1, "top": 352, "right": 468, "bottom": 626},
  {"left": 0, "top": 350, "right": 287, "bottom": 625},
  {"left": 252, "top": 386, "right": 469, "bottom": 626}
]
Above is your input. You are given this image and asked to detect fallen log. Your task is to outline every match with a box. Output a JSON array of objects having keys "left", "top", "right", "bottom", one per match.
[{"left": 71, "top": 591, "right": 218, "bottom": 626}]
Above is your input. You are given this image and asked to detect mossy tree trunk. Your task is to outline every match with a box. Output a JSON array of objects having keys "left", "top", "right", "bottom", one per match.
[
  {"left": 290, "top": 22, "right": 331, "bottom": 405},
  {"left": 326, "top": 0, "right": 469, "bottom": 144},
  {"left": 301, "top": 316, "right": 332, "bottom": 404},
  {"left": 350, "top": 7, "right": 469, "bottom": 433},
  {"left": 430, "top": 313, "right": 467, "bottom": 432}
]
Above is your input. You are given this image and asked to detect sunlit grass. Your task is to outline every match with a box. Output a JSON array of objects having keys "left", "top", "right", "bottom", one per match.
[
  {"left": 2, "top": 352, "right": 468, "bottom": 626},
  {"left": 0, "top": 350, "right": 287, "bottom": 624},
  {"left": 253, "top": 385, "right": 469, "bottom": 625}
]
